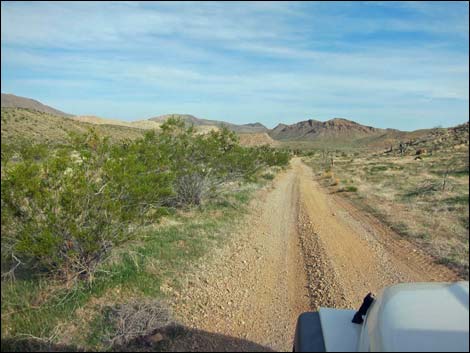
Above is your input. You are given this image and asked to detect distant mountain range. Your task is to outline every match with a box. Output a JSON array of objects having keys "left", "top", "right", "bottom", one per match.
[
  {"left": 2, "top": 93, "right": 468, "bottom": 147},
  {"left": 1, "top": 93, "right": 71, "bottom": 117}
]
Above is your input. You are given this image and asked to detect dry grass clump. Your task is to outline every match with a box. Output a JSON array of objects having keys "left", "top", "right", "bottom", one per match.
[
  {"left": 322, "top": 170, "right": 334, "bottom": 179},
  {"left": 103, "top": 299, "right": 173, "bottom": 346}
]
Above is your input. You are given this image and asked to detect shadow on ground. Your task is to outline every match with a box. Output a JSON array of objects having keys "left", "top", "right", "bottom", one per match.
[{"left": 1, "top": 324, "right": 275, "bottom": 352}]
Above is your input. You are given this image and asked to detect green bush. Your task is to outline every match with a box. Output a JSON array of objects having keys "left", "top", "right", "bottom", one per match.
[
  {"left": 338, "top": 185, "right": 358, "bottom": 192},
  {"left": 153, "top": 118, "right": 290, "bottom": 205},
  {"left": 105, "top": 131, "right": 174, "bottom": 221},
  {"left": 1, "top": 131, "right": 173, "bottom": 282},
  {"left": 1, "top": 119, "right": 291, "bottom": 282},
  {"left": 262, "top": 173, "right": 275, "bottom": 180},
  {"left": 370, "top": 165, "right": 388, "bottom": 173}
]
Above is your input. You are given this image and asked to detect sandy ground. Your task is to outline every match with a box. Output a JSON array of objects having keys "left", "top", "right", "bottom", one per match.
[{"left": 168, "top": 158, "right": 458, "bottom": 352}]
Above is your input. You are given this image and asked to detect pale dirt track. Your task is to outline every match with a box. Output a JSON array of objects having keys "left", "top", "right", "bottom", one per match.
[{"left": 169, "top": 158, "right": 458, "bottom": 352}]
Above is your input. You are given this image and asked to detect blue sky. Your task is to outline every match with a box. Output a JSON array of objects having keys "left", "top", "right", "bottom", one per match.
[{"left": 1, "top": 1, "right": 469, "bottom": 130}]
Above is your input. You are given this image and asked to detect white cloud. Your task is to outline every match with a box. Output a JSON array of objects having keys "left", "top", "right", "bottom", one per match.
[{"left": 1, "top": 1, "right": 468, "bottom": 129}]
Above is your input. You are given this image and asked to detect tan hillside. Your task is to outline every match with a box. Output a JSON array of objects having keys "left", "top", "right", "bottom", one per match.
[
  {"left": 1, "top": 108, "right": 145, "bottom": 144},
  {"left": 1, "top": 93, "right": 71, "bottom": 117},
  {"left": 72, "top": 115, "right": 219, "bottom": 133},
  {"left": 150, "top": 113, "right": 268, "bottom": 133},
  {"left": 72, "top": 115, "right": 161, "bottom": 130},
  {"left": 130, "top": 120, "right": 162, "bottom": 130},
  {"left": 238, "top": 132, "right": 279, "bottom": 147},
  {"left": 194, "top": 125, "right": 220, "bottom": 134}
]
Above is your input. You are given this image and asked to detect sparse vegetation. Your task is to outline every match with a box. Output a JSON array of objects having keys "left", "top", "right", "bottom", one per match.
[
  {"left": 338, "top": 185, "right": 358, "bottom": 193},
  {"left": 262, "top": 173, "right": 275, "bottom": 180},
  {"left": 304, "top": 125, "right": 469, "bottom": 279},
  {"left": 1, "top": 108, "right": 145, "bottom": 145}
]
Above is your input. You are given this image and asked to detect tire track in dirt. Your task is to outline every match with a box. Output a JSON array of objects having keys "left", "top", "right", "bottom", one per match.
[
  {"left": 169, "top": 158, "right": 459, "bottom": 351},
  {"left": 294, "top": 158, "right": 458, "bottom": 307},
  {"left": 170, "top": 164, "right": 310, "bottom": 351}
]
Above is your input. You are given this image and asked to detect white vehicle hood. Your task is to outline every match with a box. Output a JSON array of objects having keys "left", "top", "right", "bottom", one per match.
[
  {"left": 318, "top": 308, "right": 361, "bottom": 352},
  {"left": 361, "top": 281, "right": 469, "bottom": 352}
]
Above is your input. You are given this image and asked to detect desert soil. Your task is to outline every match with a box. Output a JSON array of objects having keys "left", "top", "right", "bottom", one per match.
[{"left": 168, "top": 158, "right": 458, "bottom": 352}]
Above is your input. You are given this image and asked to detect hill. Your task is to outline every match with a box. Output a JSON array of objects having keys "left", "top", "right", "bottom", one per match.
[
  {"left": 1, "top": 108, "right": 274, "bottom": 147},
  {"left": 269, "top": 117, "right": 468, "bottom": 150},
  {"left": 355, "top": 122, "right": 468, "bottom": 152},
  {"left": 150, "top": 114, "right": 268, "bottom": 133},
  {"left": 1, "top": 108, "right": 144, "bottom": 145},
  {"left": 72, "top": 115, "right": 162, "bottom": 130},
  {"left": 72, "top": 114, "right": 222, "bottom": 134},
  {"left": 2, "top": 93, "right": 467, "bottom": 151},
  {"left": 71, "top": 115, "right": 221, "bottom": 134},
  {"left": 237, "top": 132, "right": 279, "bottom": 147},
  {"left": 1, "top": 93, "right": 71, "bottom": 117},
  {"left": 269, "top": 118, "right": 383, "bottom": 141}
]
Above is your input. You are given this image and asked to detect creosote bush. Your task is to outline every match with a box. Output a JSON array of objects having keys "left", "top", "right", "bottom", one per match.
[
  {"left": 1, "top": 118, "right": 290, "bottom": 283},
  {"left": 1, "top": 131, "right": 172, "bottom": 282}
]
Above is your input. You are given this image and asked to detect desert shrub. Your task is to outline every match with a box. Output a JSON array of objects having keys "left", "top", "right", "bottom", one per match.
[
  {"left": 337, "top": 185, "right": 358, "bottom": 193},
  {"left": 370, "top": 165, "right": 388, "bottom": 173},
  {"left": 254, "top": 146, "right": 290, "bottom": 167},
  {"left": 1, "top": 143, "right": 15, "bottom": 168},
  {"left": 154, "top": 118, "right": 289, "bottom": 205},
  {"left": 1, "top": 131, "right": 173, "bottom": 282},
  {"left": 262, "top": 173, "right": 275, "bottom": 180},
  {"left": 173, "top": 172, "right": 208, "bottom": 206},
  {"left": 1, "top": 120, "right": 291, "bottom": 281},
  {"left": 104, "top": 131, "right": 174, "bottom": 221},
  {"left": 444, "top": 195, "right": 470, "bottom": 205},
  {"left": 2, "top": 145, "right": 116, "bottom": 281},
  {"left": 402, "top": 180, "right": 440, "bottom": 198},
  {"left": 154, "top": 119, "right": 240, "bottom": 205},
  {"left": 322, "top": 171, "right": 334, "bottom": 179},
  {"left": 100, "top": 299, "right": 173, "bottom": 347}
]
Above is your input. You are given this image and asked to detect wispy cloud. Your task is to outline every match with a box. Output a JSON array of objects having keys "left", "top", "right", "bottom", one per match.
[{"left": 1, "top": 1, "right": 468, "bottom": 130}]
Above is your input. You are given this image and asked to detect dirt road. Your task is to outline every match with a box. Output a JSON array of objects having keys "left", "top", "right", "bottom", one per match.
[{"left": 170, "top": 158, "right": 458, "bottom": 351}]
